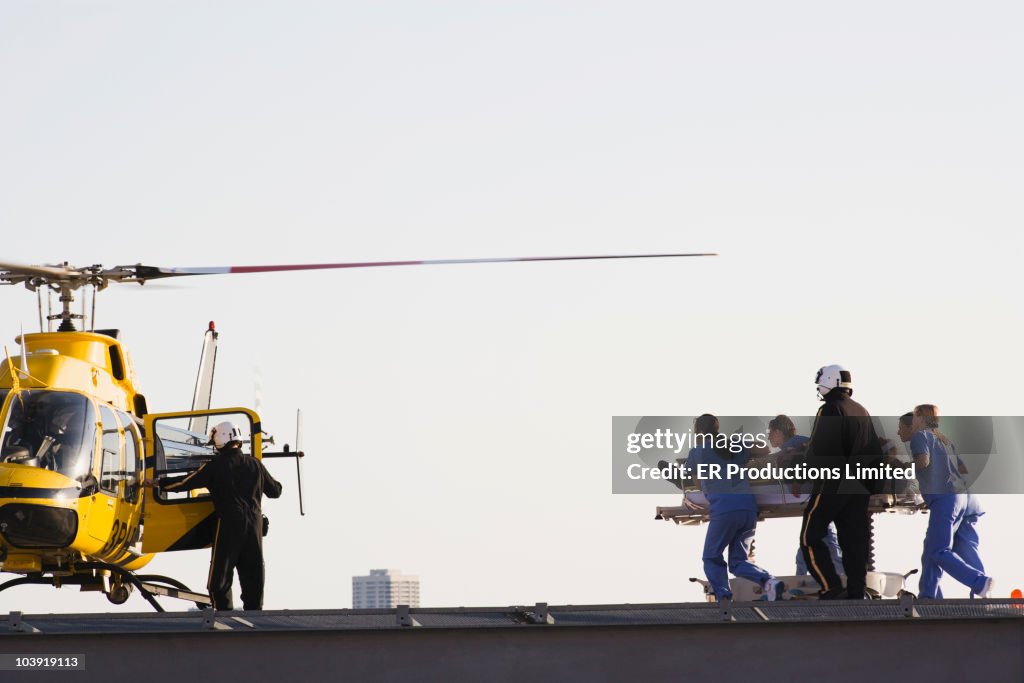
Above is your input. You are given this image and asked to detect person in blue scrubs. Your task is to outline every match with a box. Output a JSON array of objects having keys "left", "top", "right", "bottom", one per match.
[
  {"left": 911, "top": 404, "right": 992, "bottom": 599},
  {"left": 688, "top": 414, "right": 784, "bottom": 601},
  {"left": 898, "top": 411, "right": 964, "bottom": 487},
  {"left": 768, "top": 415, "right": 845, "bottom": 577}
]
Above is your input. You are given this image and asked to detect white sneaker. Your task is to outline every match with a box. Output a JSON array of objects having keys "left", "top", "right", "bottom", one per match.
[
  {"left": 977, "top": 577, "right": 994, "bottom": 599},
  {"left": 764, "top": 578, "right": 785, "bottom": 602}
]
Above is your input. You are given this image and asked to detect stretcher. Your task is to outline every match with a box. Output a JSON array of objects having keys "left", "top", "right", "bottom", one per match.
[{"left": 655, "top": 484, "right": 925, "bottom": 526}]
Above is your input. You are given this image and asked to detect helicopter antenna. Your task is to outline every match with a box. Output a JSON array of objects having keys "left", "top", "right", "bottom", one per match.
[{"left": 36, "top": 287, "right": 43, "bottom": 333}]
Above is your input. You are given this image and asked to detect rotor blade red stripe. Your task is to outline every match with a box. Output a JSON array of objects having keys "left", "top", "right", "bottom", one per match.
[
  {"left": 228, "top": 261, "right": 421, "bottom": 273},
  {"left": 222, "top": 253, "right": 716, "bottom": 274}
]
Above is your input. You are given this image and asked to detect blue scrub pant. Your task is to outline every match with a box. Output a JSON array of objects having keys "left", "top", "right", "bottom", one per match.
[
  {"left": 919, "top": 494, "right": 987, "bottom": 599},
  {"left": 795, "top": 522, "right": 844, "bottom": 576},
  {"left": 703, "top": 509, "right": 771, "bottom": 600}
]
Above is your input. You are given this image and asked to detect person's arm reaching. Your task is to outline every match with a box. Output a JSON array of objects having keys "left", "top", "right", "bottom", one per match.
[
  {"left": 260, "top": 462, "right": 283, "bottom": 499},
  {"left": 161, "top": 463, "right": 213, "bottom": 493}
]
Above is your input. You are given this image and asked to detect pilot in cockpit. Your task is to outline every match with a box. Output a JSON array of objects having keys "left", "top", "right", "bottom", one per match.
[
  {"left": 38, "top": 403, "right": 83, "bottom": 472},
  {"left": 1, "top": 394, "right": 91, "bottom": 481}
]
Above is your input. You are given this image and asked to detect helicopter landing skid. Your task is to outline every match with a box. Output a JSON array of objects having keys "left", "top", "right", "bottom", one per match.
[
  {"left": 0, "top": 564, "right": 210, "bottom": 612},
  {"left": 135, "top": 574, "right": 211, "bottom": 609}
]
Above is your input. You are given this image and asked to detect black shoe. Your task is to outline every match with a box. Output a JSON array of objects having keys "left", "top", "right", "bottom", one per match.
[{"left": 818, "top": 588, "right": 846, "bottom": 600}]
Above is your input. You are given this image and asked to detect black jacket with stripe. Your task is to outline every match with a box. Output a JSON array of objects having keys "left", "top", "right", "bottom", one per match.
[
  {"left": 161, "top": 446, "right": 283, "bottom": 524},
  {"left": 805, "top": 389, "right": 882, "bottom": 494}
]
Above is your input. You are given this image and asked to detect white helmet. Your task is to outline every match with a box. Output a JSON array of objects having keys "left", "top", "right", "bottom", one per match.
[
  {"left": 815, "top": 364, "right": 852, "bottom": 400},
  {"left": 209, "top": 421, "right": 244, "bottom": 449}
]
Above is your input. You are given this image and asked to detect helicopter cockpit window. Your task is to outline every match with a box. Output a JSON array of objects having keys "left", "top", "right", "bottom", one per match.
[
  {"left": 152, "top": 413, "right": 254, "bottom": 503},
  {"left": 0, "top": 390, "right": 96, "bottom": 482}
]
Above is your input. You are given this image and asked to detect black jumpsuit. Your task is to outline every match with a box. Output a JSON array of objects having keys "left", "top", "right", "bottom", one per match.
[
  {"left": 161, "top": 446, "right": 283, "bottom": 610},
  {"left": 799, "top": 388, "right": 881, "bottom": 599}
]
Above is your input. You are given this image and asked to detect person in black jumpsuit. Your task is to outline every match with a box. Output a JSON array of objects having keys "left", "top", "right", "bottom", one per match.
[
  {"left": 151, "top": 422, "right": 283, "bottom": 610},
  {"left": 799, "top": 365, "right": 882, "bottom": 600}
]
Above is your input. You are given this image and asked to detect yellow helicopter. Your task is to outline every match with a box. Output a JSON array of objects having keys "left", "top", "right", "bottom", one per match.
[{"left": 0, "top": 254, "right": 711, "bottom": 610}]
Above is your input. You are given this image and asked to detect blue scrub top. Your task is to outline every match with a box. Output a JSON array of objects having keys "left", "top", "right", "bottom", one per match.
[
  {"left": 911, "top": 430, "right": 966, "bottom": 502},
  {"left": 687, "top": 445, "right": 758, "bottom": 515},
  {"left": 782, "top": 435, "right": 809, "bottom": 451}
]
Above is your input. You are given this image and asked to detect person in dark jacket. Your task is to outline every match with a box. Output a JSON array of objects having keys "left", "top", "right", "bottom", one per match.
[
  {"left": 799, "top": 365, "right": 882, "bottom": 600},
  {"left": 769, "top": 414, "right": 843, "bottom": 578},
  {"left": 144, "top": 421, "right": 282, "bottom": 610}
]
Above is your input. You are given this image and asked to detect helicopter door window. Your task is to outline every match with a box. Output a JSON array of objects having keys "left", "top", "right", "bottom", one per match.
[
  {"left": 151, "top": 413, "right": 253, "bottom": 503},
  {"left": 153, "top": 420, "right": 216, "bottom": 502},
  {"left": 98, "top": 406, "right": 123, "bottom": 494},
  {"left": 118, "top": 411, "right": 141, "bottom": 503},
  {"left": 0, "top": 390, "right": 96, "bottom": 482}
]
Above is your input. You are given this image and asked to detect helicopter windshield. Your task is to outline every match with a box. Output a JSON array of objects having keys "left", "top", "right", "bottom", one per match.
[{"left": 0, "top": 390, "right": 96, "bottom": 482}]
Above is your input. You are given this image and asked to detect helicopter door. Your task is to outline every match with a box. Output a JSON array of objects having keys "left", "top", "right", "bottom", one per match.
[
  {"left": 87, "top": 405, "right": 125, "bottom": 547},
  {"left": 141, "top": 408, "right": 260, "bottom": 553}
]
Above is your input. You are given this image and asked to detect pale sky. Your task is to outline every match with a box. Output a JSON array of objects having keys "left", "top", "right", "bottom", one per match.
[{"left": 2, "top": 1, "right": 1022, "bottom": 613}]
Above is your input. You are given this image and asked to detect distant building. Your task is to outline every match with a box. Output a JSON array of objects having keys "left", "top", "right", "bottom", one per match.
[{"left": 352, "top": 569, "right": 420, "bottom": 608}]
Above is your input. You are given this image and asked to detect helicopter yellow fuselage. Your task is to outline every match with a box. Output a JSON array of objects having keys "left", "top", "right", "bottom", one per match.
[{"left": 0, "top": 331, "right": 152, "bottom": 575}]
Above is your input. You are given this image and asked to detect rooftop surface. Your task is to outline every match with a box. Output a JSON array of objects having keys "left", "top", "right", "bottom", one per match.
[{"left": 2, "top": 598, "right": 1022, "bottom": 635}]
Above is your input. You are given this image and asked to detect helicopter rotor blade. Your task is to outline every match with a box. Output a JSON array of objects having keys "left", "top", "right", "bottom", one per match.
[
  {"left": 0, "top": 261, "right": 85, "bottom": 282},
  {"left": 4, "top": 253, "right": 717, "bottom": 293},
  {"left": 123, "top": 253, "right": 717, "bottom": 282}
]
